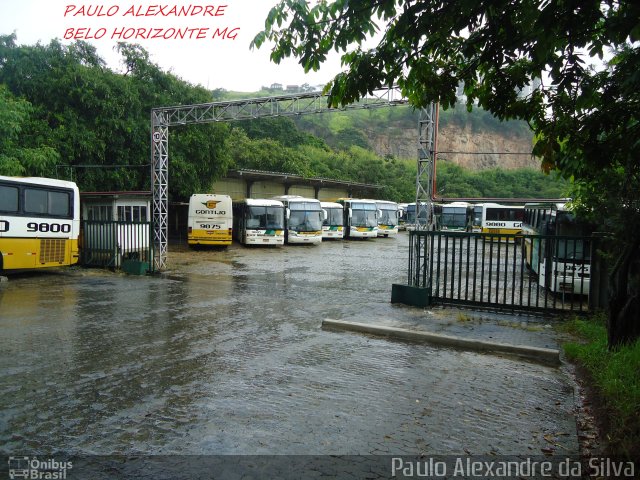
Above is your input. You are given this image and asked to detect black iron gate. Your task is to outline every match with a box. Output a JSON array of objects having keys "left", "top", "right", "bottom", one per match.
[
  {"left": 80, "top": 220, "right": 154, "bottom": 273},
  {"left": 408, "top": 231, "right": 598, "bottom": 313}
]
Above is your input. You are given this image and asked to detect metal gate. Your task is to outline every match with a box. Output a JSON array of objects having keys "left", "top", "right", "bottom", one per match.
[
  {"left": 80, "top": 220, "right": 153, "bottom": 272},
  {"left": 408, "top": 231, "right": 598, "bottom": 313}
]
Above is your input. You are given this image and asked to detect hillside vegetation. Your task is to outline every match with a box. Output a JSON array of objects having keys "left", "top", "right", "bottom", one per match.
[{"left": 0, "top": 36, "right": 567, "bottom": 202}]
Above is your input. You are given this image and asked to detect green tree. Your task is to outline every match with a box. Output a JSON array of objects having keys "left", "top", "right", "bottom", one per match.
[
  {"left": 0, "top": 35, "right": 230, "bottom": 200},
  {"left": 254, "top": 0, "right": 640, "bottom": 347},
  {"left": 0, "top": 84, "right": 59, "bottom": 176}
]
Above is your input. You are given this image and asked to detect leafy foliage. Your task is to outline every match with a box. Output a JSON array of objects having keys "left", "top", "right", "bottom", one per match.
[
  {"left": 0, "top": 34, "right": 230, "bottom": 200},
  {"left": 0, "top": 32, "right": 568, "bottom": 205},
  {"left": 0, "top": 84, "right": 59, "bottom": 175},
  {"left": 254, "top": 0, "right": 640, "bottom": 346},
  {"left": 563, "top": 314, "right": 640, "bottom": 458}
]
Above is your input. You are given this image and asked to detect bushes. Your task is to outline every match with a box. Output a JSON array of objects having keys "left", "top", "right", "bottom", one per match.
[{"left": 563, "top": 314, "right": 640, "bottom": 458}]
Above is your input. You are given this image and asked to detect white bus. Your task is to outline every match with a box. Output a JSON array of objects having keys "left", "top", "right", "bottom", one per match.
[
  {"left": 376, "top": 200, "right": 399, "bottom": 237},
  {"left": 320, "top": 201, "right": 344, "bottom": 239},
  {"left": 522, "top": 202, "right": 591, "bottom": 295},
  {"left": 397, "top": 203, "right": 409, "bottom": 230},
  {"left": 233, "top": 198, "right": 285, "bottom": 246},
  {"left": 438, "top": 201, "right": 471, "bottom": 231},
  {"left": 0, "top": 176, "right": 80, "bottom": 272},
  {"left": 272, "top": 195, "right": 323, "bottom": 244},
  {"left": 337, "top": 198, "right": 378, "bottom": 239},
  {"left": 187, "top": 193, "right": 233, "bottom": 247},
  {"left": 404, "top": 202, "right": 430, "bottom": 231},
  {"left": 470, "top": 203, "right": 484, "bottom": 233},
  {"left": 481, "top": 203, "right": 524, "bottom": 235}
]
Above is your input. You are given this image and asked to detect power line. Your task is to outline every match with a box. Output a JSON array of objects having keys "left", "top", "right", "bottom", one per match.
[{"left": 437, "top": 151, "right": 534, "bottom": 155}]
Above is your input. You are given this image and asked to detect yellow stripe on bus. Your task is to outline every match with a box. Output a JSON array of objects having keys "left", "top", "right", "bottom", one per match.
[{"left": 0, "top": 238, "right": 78, "bottom": 270}]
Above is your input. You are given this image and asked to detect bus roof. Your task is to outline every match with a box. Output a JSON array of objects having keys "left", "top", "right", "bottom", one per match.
[
  {"left": 524, "top": 201, "right": 569, "bottom": 211},
  {"left": 238, "top": 198, "right": 284, "bottom": 207},
  {"left": 272, "top": 195, "right": 320, "bottom": 203},
  {"left": 0, "top": 175, "right": 78, "bottom": 191},
  {"left": 190, "top": 193, "right": 231, "bottom": 199},
  {"left": 482, "top": 202, "right": 524, "bottom": 209},
  {"left": 337, "top": 198, "right": 378, "bottom": 204},
  {"left": 320, "top": 201, "right": 343, "bottom": 208}
]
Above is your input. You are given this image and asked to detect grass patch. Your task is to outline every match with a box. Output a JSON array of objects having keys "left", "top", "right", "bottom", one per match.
[{"left": 562, "top": 313, "right": 640, "bottom": 458}]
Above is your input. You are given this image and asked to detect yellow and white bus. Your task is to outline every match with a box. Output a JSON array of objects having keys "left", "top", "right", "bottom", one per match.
[
  {"left": 272, "top": 195, "right": 323, "bottom": 244},
  {"left": 480, "top": 203, "right": 524, "bottom": 235},
  {"left": 320, "top": 201, "right": 344, "bottom": 239},
  {"left": 376, "top": 200, "right": 399, "bottom": 237},
  {"left": 0, "top": 176, "right": 80, "bottom": 272},
  {"left": 187, "top": 193, "right": 233, "bottom": 247},
  {"left": 233, "top": 198, "right": 285, "bottom": 246}
]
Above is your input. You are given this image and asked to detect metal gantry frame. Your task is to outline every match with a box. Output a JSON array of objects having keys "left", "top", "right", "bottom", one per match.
[
  {"left": 150, "top": 88, "right": 412, "bottom": 270},
  {"left": 411, "top": 103, "right": 438, "bottom": 287}
]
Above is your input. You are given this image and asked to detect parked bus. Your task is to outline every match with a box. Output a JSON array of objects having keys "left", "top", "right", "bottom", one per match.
[
  {"left": 187, "top": 193, "right": 233, "bottom": 247},
  {"left": 481, "top": 203, "right": 524, "bottom": 235},
  {"left": 337, "top": 198, "right": 378, "bottom": 239},
  {"left": 272, "top": 195, "right": 323, "bottom": 244},
  {"left": 233, "top": 198, "right": 285, "bottom": 246},
  {"left": 320, "top": 201, "right": 344, "bottom": 239},
  {"left": 376, "top": 200, "right": 399, "bottom": 237},
  {"left": 404, "top": 202, "right": 431, "bottom": 231},
  {"left": 0, "top": 175, "right": 80, "bottom": 272},
  {"left": 470, "top": 203, "right": 484, "bottom": 233},
  {"left": 438, "top": 201, "right": 471, "bottom": 231},
  {"left": 397, "top": 203, "right": 409, "bottom": 230},
  {"left": 522, "top": 202, "right": 591, "bottom": 295}
]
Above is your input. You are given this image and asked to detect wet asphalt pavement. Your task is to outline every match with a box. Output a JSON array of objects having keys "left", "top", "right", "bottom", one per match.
[{"left": 1, "top": 232, "right": 580, "bottom": 475}]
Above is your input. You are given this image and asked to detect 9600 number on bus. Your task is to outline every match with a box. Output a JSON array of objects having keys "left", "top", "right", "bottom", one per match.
[{"left": 27, "top": 222, "right": 72, "bottom": 233}]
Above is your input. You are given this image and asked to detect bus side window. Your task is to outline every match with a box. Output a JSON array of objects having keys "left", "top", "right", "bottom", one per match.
[
  {"left": 0, "top": 185, "right": 19, "bottom": 212},
  {"left": 24, "top": 188, "right": 48, "bottom": 214},
  {"left": 49, "top": 191, "right": 70, "bottom": 216}
]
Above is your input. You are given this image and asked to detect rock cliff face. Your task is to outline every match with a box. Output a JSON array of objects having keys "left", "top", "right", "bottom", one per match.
[{"left": 368, "top": 123, "right": 539, "bottom": 171}]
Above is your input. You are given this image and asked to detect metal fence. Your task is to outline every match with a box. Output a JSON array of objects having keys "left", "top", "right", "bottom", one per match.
[
  {"left": 80, "top": 220, "right": 153, "bottom": 272},
  {"left": 408, "top": 231, "right": 597, "bottom": 313}
]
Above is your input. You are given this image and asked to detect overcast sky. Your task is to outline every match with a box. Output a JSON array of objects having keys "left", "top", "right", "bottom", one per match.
[{"left": 0, "top": 0, "right": 345, "bottom": 92}]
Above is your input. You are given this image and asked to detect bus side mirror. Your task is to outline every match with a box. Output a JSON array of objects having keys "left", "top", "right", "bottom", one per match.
[
  {"left": 348, "top": 208, "right": 352, "bottom": 219},
  {"left": 322, "top": 209, "right": 327, "bottom": 221},
  {"left": 286, "top": 208, "right": 290, "bottom": 220},
  {"left": 377, "top": 209, "right": 383, "bottom": 218}
]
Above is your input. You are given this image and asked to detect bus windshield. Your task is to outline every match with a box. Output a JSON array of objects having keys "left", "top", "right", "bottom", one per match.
[
  {"left": 323, "top": 207, "right": 343, "bottom": 226},
  {"left": 352, "top": 209, "right": 377, "bottom": 227},
  {"left": 379, "top": 208, "right": 398, "bottom": 226},
  {"left": 247, "top": 206, "right": 284, "bottom": 230},
  {"left": 289, "top": 210, "right": 323, "bottom": 232},
  {"left": 441, "top": 207, "right": 467, "bottom": 228}
]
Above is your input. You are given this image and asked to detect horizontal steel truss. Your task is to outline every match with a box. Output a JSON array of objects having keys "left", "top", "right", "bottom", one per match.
[{"left": 151, "top": 88, "right": 410, "bottom": 270}]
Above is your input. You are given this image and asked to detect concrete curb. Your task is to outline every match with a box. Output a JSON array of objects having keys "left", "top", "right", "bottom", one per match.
[{"left": 322, "top": 318, "right": 560, "bottom": 366}]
